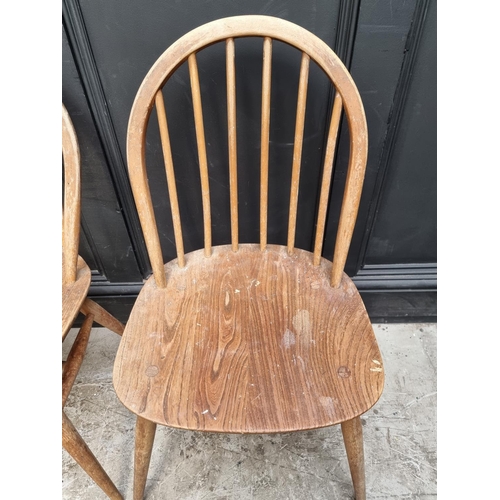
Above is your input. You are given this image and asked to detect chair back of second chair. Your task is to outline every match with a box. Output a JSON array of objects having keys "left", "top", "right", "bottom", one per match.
[{"left": 62, "top": 104, "right": 82, "bottom": 287}]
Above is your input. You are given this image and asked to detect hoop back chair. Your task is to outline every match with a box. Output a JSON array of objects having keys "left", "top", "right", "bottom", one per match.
[
  {"left": 113, "top": 16, "right": 384, "bottom": 500},
  {"left": 62, "top": 104, "right": 125, "bottom": 500}
]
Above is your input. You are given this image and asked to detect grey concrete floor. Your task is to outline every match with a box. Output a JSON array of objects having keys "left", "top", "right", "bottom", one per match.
[{"left": 62, "top": 323, "right": 436, "bottom": 499}]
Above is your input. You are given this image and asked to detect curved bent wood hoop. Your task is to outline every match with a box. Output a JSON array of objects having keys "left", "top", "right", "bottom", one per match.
[
  {"left": 62, "top": 104, "right": 81, "bottom": 286},
  {"left": 127, "top": 15, "right": 368, "bottom": 288}
]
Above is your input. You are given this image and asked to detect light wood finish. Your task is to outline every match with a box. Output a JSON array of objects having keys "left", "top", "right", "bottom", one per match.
[
  {"left": 287, "top": 52, "right": 310, "bottom": 254},
  {"left": 62, "top": 105, "right": 81, "bottom": 286},
  {"left": 62, "top": 255, "right": 91, "bottom": 340},
  {"left": 80, "top": 298, "right": 125, "bottom": 335},
  {"left": 62, "top": 411, "right": 123, "bottom": 500},
  {"left": 341, "top": 416, "right": 366, "bottom": 500},
  {"left": 62, "top": 104, "right": 125, "bottom": 338},
  {"left": 260, "top": 37, "right": 272, "bottom": 250},
  {"left": 62, "top": 104, "right": 91, "bottom": 339},
  {"left": 155, "top": 90, "right": 185, "bottom": 267},
  {"left": 226, "top": 37, "right": 239, "bottom": 251},
  {"left": 188, "top": 53, "right": 212, "bottom": 258},
  {"left": 118, "top": 15, "right": 381, "bottom": 499},
  {"left": 61, "top": 103, "right": 125, "bottom": 337},
  {"left": 62, "top": 104, "right": 125, "bottom": 499},
  {"left": 313, "top": 91, "right": 343, "bottom": 266},
  {"left": 133, "top": 417, "right": 157, "bottom": 500},
  {"left": 62, "top": 313, "right": 94, "bottom": 407}
]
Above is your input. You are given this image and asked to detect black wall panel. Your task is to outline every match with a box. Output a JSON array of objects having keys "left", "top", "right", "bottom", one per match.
[
  {"left": 365, "top": 0, "right": 436, "bottom": 265},
  {"left": 62, "top": 24, "right": 142, "bottom": 283}
]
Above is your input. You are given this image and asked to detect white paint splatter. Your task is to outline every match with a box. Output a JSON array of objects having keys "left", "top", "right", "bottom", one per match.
[
  {"left": 319, "top": 396, "right": 335, "bottom": 416},
  {"left": 282, "top": 329, "right": 296, "bottom": 349}
]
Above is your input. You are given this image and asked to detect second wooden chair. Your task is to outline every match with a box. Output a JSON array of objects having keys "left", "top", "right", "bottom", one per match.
[{"left": 62, "top": 103, "right": 125, "bottom": 500}]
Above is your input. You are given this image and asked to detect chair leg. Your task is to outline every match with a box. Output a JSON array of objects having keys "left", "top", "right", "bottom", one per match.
[
  {"left": 62, "top": 313, "right": 94, "bottom": 407},
  {"left": 62, "top": 411, "right": 123, "bottom": 500},
  {"left": 134, "top": 416, "right": 157, "bottom": 500},
  {"left": 341, "top": 416, "right": 366, "bottom": 500},
  {"left": 80, "top": 298, "right": 125, "bottom": 335}
]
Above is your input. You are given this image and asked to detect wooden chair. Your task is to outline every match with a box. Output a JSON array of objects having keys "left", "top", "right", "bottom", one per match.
[
  {"left": 62, "top": 103, "right": 125, "bottom": 500},
  {"left": 113, "top": 16, "right": 384, "bottom": 500}
]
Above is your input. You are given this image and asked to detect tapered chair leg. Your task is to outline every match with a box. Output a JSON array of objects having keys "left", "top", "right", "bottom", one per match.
[
  {"left": 134, "top": 416, "right": 157, "bottom": 500},
  {"left": 62, "top": 411, "right": 123, "bottom": 500},
  {"left": 341, "top": 416, "right": 366, "bottom": 500},
  {"left": 62, "top": 313, "right": 94, "bottom": 407}
]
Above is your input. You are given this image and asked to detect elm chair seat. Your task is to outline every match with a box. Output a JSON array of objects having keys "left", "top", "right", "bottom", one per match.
[{"left": 114, "top": 244, "right": 383, "bottom": 434}]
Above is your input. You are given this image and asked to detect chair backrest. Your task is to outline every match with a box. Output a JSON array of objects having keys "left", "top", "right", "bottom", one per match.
[
  {"left": 62, "top": 104, "right": 81, "bottom": 285},
  {"left": 127, "top": 15, "right": 368, "bottom": 288}
]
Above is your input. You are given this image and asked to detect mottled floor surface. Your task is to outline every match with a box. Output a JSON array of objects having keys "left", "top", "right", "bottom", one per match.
[{"left": 62, "top": 323, "right": 436, "bottom": 499}]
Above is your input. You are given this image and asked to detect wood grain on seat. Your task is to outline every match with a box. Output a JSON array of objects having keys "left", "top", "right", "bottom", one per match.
[{"left": 114, "top": 244, "right": 384, "bottom": 433}]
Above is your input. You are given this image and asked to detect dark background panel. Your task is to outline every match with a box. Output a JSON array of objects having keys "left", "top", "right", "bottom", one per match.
[
  {"left": 62, "top": 24, "right": 142, "bottom": 283},
  {"left": 365, "top": 0, "right": 436, "bottom": 265},
  {"left": 322, "top": 0, "right": 418, "bottom": 273}
]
